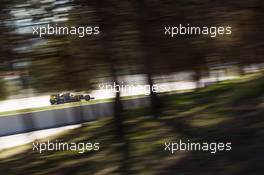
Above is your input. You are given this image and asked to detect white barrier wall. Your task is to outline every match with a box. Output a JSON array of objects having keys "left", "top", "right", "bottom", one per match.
[{"left": 0, "top": 98, "right": 150, "bottom": 136}]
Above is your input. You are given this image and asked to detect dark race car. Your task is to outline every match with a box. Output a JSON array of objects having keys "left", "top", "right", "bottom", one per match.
[{"left": 50, "top": 92, "right": 93, "bottom": 105}]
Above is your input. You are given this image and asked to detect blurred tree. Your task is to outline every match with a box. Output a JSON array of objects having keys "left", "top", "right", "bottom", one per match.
[
  {"left": 95, "top": 0, "right": 125, "bottom": 140},
  {"left": 0, "top": 78, "right": 7, "bottom": 100}
]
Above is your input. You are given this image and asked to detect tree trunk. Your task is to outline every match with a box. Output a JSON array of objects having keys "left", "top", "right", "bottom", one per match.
[
  {"left": 135, "top": 0, "right": 162, "bottom": 118},
  {"left": 95, "top": 0, "right": 124, "bottom": 141}
]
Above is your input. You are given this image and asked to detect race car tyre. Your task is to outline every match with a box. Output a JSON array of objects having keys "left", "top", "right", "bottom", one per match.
[{"left": 84, "top": 95, "right": 90, "bottom": 101}]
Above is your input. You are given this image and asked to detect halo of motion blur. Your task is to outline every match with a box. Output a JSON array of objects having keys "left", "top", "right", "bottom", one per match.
[{"left": 50, "top": 92, "right": 92, "bottom": 105}]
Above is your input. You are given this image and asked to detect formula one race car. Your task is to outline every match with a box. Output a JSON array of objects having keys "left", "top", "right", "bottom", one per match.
[{"left": 50, "top": 92, "right": 93, "bottom": 105}]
